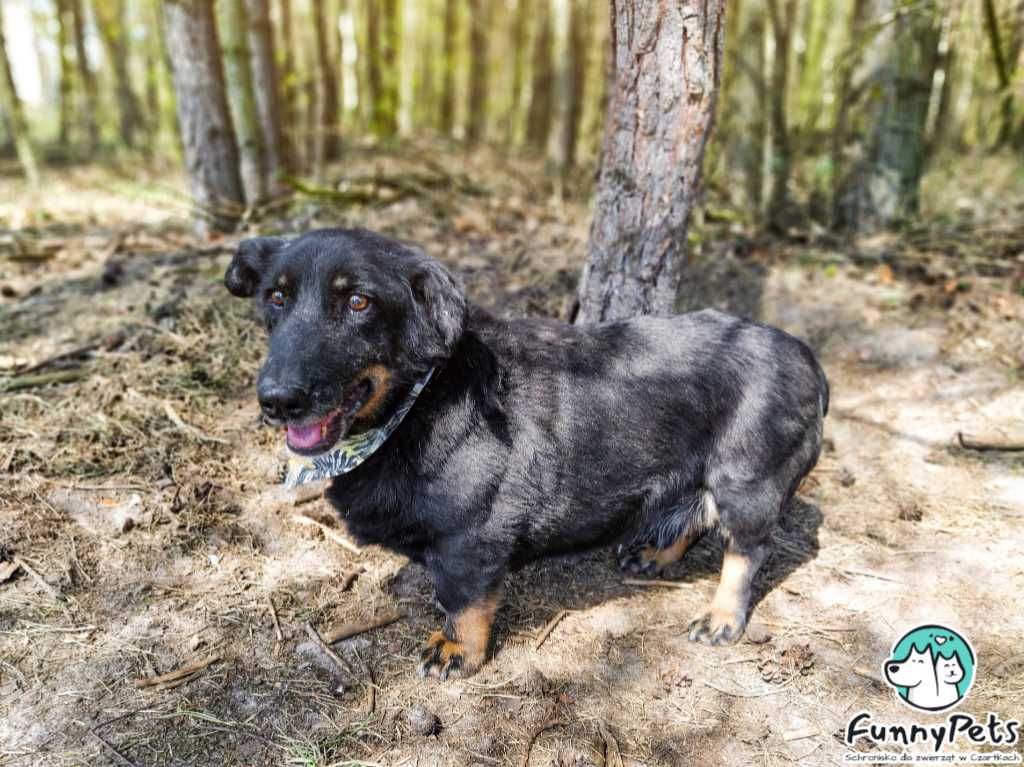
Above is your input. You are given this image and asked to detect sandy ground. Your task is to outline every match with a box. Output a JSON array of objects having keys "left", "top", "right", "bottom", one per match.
[{"left": 2, "top": 152, "right": 1023, "bottom": 766}]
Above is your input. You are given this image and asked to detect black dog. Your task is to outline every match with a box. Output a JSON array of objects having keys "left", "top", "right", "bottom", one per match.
[{"left": 225, "top": 228, "right": 829, "bottom": 679}]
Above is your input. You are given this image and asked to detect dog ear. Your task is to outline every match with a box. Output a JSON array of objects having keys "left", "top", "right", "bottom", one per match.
[
  {"left": 224, "top": 237, "right": 286, "bottom": 297},
  {"left": 410, "top": 258, "right": 468, "bottom": 361}
]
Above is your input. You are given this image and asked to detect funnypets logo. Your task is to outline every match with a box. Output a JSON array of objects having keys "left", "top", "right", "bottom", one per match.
[
  {"left": 844, "top": 624, "right": 1021, "bottom": 762},
  {"left": 883, "top": 625, "right": 975, "bottom": 713}
]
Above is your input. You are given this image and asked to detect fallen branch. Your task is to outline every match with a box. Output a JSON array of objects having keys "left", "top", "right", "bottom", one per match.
[
  {"left": 133, "top": 654, "right": 220, "bottom": 689},
  {"left": 956, "top": 431, "right": 1024, "bottom": 452},
  {"left": 519, "top": 718, "right": 566, "bottom": 767},
  {"left": 292, "top": 513, "right": 361, "bottom": 554},
  {"left": 533, "top": 610, "right": 569, "bottom": 650},
  {"left": 321, "top": 612, "right": 405, "bottom": 644},
  {"left": 1, "top": 369, "right": 87, "bottom": 392},
  {"left": 303, "top": 621, "right": 354, "bottom": 674}
]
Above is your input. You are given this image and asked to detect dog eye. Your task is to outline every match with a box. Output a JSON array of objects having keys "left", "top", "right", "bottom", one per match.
[
  {"left": 269, "top": 290, "right": 285, "bottom": 307},
  {"left": 348, "top": 294, "right": 370, "bottom": 312}
]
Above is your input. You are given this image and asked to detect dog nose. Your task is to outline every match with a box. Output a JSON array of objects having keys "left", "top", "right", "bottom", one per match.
[
  {"left": 888, "top": 664, "right": 900, "bottom": 674},
  {"left": 258, "top": 383, "right": 311, "bottom": 422}
]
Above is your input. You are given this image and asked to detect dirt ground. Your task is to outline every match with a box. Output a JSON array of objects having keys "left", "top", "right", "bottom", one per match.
[{"left": 2, "top": 149, "right": 1023, "bottom": 766}]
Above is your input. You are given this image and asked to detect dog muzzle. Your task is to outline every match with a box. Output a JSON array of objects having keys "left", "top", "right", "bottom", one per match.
[{"left": 283, "top": 368, "right": 434, "bottom": 488}]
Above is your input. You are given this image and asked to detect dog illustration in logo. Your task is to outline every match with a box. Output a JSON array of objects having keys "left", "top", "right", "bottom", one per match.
[{"left": 883, "top": 625, "right": 975, "bottom": 712}]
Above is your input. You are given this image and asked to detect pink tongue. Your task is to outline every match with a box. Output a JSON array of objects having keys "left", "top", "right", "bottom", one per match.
[{"left": 287, "top": 419, "right": 327, "bottom": 449}]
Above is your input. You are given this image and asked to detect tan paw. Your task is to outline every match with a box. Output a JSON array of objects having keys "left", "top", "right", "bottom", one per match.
[
  {"left": 418, "top": 631, "right": 477, "bottom": 680},
  {"left": 687, "top": 605, "right": 746, "bottom": 646}
]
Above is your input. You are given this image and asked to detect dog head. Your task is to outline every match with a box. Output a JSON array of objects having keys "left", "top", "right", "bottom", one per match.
[
  {"left": 225, "top": 228, "right": 467, "bottom": 455},
  {"left": 884, "top": 646, "right": 933, "bottom": 689}
]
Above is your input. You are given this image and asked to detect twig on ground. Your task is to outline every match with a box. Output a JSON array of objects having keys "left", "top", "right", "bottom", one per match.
[
  {"left": 956, "top": 431, "right": 1024, "bottom": 452},
  {"left": 89, "top": 729, "right": 138, "bottom": 767},
  {"left": 703, "top": 676, "right": 796, "bottom": 698},
  {"left": 782, "top": 726, "right": 818, "bottom": 742},
  {"left": 1, "top": 369, "right": 87, "bottom": 392},
  {"left": 133, "top": 654, "right": 220, "bottom": 689},
  {"left": 852, "top": 666, "right": 884, "bottom": 686},
  {"left": 598, "top": 720, "right": 623, "bottom": 767},
  {"left": 303, "top": 621, "right": 355, "bottom": 674},
  {"left": 162, "top": 401, "right": 228, "bottom": 445},
  {"left": 292, "top": 514, "right": 362, "bottom": 554},
  {"left": 12, "top": 556, "right": 63, "bottom": 601},
  {"left": 534, "top": 610, "right": 569, "bottom": 650},
  {"left": 267, "top": 596, "right": 284, "bottom": 642},
  {"left": 519, "top": 718, "right": 566, "bottom": 767},
  {"left": 840, "top": 567, "right": 899, "bottom": 583},
  {"left": 340, "top": 566, "right": 365, "bottom": 592},
  {"left": 17, "top": 342, "right": 101, "bottom": 375},
  {"left": 321, "top": 612, "right": 405, "bottom": 644},
  {"left": 622, "top": 578, "right": 694, "bottom": 590}
]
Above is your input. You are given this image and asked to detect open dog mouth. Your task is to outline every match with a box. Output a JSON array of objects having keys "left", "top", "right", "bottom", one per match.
[{"left": 285, "top": 379, "right": 373, "bottom": 456}]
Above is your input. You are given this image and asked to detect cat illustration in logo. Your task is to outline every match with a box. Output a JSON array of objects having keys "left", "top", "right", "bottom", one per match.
[{"left": 883, "top": 625, "right": 975, "bottom": 712}]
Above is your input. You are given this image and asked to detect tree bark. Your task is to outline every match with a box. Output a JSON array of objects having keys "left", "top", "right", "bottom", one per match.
[
  {"left": 575, "top": 0, "right": 725, "bottom": 323},
  {"left": 93, "top": 0, "right": 145, "bottom": 148},
  {"left": 311, "top": 0, "right": 341, "bottom": 163},
  {"left": 218, "top": 0, "right": 267, "bottom": 204},
  {"left": 439, "top": 0, "right": 457, "bottom": 136},
  {"left": 366, "top": 0, "right": 399, "bottom": 138},
  {"left": 0, "top": 1, "right": 39, "bottom": 184},
  {"left": 982, "top": 0, "right": 1015, "bottom": 145},
  {"left": 162, "top": 0, "right": 245, "bottom": 234},
  {"left": 246, "top": 0, "right": 289, "bottom": 189},
  {"left": 69, "top": 0, "right": 100, "bottom": 148},
  {"left": 525, "top": 0, "right": 554, "bottom": 151},
  {"left": 278, "top": 0, "right": 300, "bottom": 166},
  {"left": 55, "top": 0, "right": 74, "bottom": 147},
  {"left": 465, "top": 0, "right": 489, "bottom": 144}
]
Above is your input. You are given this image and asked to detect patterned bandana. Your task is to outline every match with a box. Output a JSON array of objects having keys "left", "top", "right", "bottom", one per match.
[{"left": 283, "top": 368, "right": 434, "bottom": 488}]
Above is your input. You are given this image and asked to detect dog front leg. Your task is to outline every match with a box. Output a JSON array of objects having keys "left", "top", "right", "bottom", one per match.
[{"left": 418, "top": 589, "right": 502, "bottom": 680}]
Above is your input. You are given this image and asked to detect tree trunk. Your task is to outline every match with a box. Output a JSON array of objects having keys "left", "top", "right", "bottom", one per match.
[
  {"left": 561, "top": 0, "right": 591, "bottom": 172},
  {"left": 69, "top": 0, "right": 100, "bottom": 148},
  {"left": 55, "top": 0, "right": 74, "bottom": 147},
  {"left": 465, "top": 0, "right": 489, "bottom": 144},
  {"left": 162, "top": 0, "right": 245, "bottom": 234},
  {"left": 829, "top": 0, "right": 868, "bottom": 227},
  {"left": 218, "top": 0, "right": 267, "bottom": 204},
  {"left": 505, "top": 0, "right": 531, "bottom": 143},
  {"left": 93, "top": 0, "right": 145, "bottom": 148},
  {"left": 278, "top": 0, "right": 300, "bottom": 166},
  {"left": 246, "top": 0, "right": 289, "bottom": 189},
  {"left": 525, "top": 0, "right": 554, "bottom": 151},
  {"left": 575, "top": 0, "right": 725, "bottom": 323},
  {"left": 0, "top": 1, "right": 39, "bottom": 184},
  {"left": 765, "top": 0, "right": 796, "bottom": 231},
  {"left": 982, "top": 0, "right": 1015, "bottom": 146},
  {"left": 439, "top": 0, "right": 457, "bottom": 136},
  {"left": 366, "top": 0, "right": 399, "bottom": 138},
  {"left": 311, "top": 0, "right": 341, "bottom": 160},
  {"left": 836, "top": 1, "right": 941, "bottom": 232}
]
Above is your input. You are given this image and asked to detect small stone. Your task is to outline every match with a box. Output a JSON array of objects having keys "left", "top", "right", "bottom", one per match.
[
  {"left": 404, "top": 704, "right": 441, "bottom": 736},
  {"left": 744, "top": 623, "right": 773, "bottom": 645}
]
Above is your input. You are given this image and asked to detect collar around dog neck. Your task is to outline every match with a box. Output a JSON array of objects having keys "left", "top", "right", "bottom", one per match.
[{"left": 283, "top": 367, "right": 435, "bottom": 488}]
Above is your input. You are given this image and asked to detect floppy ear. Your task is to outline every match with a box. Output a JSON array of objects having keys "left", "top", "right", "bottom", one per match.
[
  {"left": 224, "top": 237, "right": 286, "bottom": 297},
  {"left": 410, "top": 258, "right": 468, "bottom": 361}
]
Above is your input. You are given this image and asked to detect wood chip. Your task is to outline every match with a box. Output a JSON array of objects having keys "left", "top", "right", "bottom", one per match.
[{"left": 321, "top": 612, "right": 405, "bottom": 644}]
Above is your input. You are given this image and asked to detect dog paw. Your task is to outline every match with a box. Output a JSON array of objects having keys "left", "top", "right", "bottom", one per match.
[
  {"left": 616, "top": 544, "right": 662, "bottom": 577},
  {"left": 687, "top": 606, "right": 746, "bottom": 646},
  {"left": 418, "top": 631, "right": 474, "bottom": 680}
]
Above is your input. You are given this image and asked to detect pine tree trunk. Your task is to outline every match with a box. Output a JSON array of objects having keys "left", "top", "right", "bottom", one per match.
[
  {"left": 0, "top": 2, "right": 39, "bottom": 185},
  {"left": 55, "top": 0, "right": 74, "bottom": 147},
  {"left": 162, "top": 0, "right": 245, "bottom": 234},
  {"left": 836, "top": 1, "right": 940, "bottom": 232},
  {"left": 218, "top": 0, "right": 267, "bottom": 204},
  {"left": 525, "top": 0, "right": 554, "bottom": 151},
  {"left": 505, "top": 0, "right": 531, "bottom": 143},
  {"left": 93, "top": 0, "right": 144, "bottom": 148},
  {"left": 246, "top": 0, "right": 289, "bottom": 189},
  {"left": 278, "top": 0, "right": 300, "bottom": 167},
  {"left": 575, "top": 0, "right": 725, "bottom": 323},
  {"left": 69, "top": 0, "right": 100, "bottom": 147},
  {"left": 765, "top": 0, "right": 796, "bottom": 231},
  {"left": 465, "top": 0, "right": 488, "bottom": 144},
  {"left": 311, "top": 0, "right": 341, "bottom": 161},
  {"left": 561, "top": 0, "right": 590, "bottom": 172},
  {"left": 439, "top": 0, "right": 457, "bottom": 136}
]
